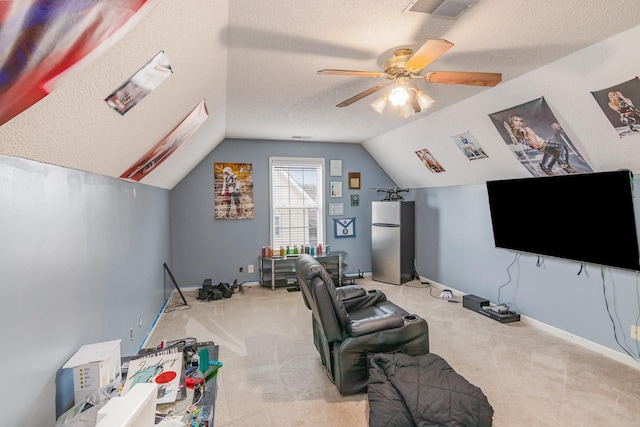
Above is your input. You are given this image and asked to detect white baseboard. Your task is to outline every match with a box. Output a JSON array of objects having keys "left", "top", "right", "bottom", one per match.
[
  {"left": 420, "top": 277, "right": 640, "bottom": 371},
  {"left": 520, "top": 315, "right": 640, "bottom": 370},
  {"left": 139, "top": 294, "right": 172, "bottom": 351},
  {"left": 243, "top": 280, "right": 261, "bottom": 287}
]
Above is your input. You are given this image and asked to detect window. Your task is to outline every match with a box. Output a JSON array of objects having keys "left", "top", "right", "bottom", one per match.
[{"left": 270, "top": 157, "right": 324, "bottom": 251}]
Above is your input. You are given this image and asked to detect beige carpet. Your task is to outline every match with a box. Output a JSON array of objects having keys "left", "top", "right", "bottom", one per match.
[{"left": 147, "top": 279, "right": 640, "bottom": 426}]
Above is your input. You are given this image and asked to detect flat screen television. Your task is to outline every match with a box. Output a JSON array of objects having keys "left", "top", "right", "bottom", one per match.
[{"left": 486, "top": 170, "right": 640, "bottom": 271}]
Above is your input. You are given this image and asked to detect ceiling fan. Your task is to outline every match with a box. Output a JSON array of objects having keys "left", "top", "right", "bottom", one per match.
[{"left": 317, "top": 39, "right": 502, "bottom": 116}]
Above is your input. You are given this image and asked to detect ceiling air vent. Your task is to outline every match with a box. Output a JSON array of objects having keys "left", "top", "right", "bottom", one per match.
[{"left": 403, "top": 0, "right": 476, "bottom": 18}]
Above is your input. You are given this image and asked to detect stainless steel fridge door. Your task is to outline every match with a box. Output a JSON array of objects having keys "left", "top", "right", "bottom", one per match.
[
  {"left": 371, "top": 224, "right": 401, "bottom": 284},
  {"left": 372, "top": 201, "right": 401, "bottom": 226}
]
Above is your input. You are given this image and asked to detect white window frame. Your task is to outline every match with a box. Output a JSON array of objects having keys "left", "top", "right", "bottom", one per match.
[{"left": 269, "top": 157, "right": 325, "bottom": 250}]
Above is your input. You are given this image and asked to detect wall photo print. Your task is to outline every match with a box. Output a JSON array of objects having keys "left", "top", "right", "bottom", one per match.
[
  {"left": 415, "top": 148, "right": 445, "bottom": 173},
  {"left": 105, "top": 51, "right": 172, "bottom": 115},
  {"left": 591, "top": 77, "right": 640, "bottom": 138},
  {"left": 121, "top": 100, "right": 208, "bottom": 181},
  {"left": 451, "top": 131, "right": 488, "bottom": 160},
  {"left": 214, "top": 163, "right": 254, "bottom": 220},
  {"left": 489, "top": 97, "right": 592, "bottom": 177}
]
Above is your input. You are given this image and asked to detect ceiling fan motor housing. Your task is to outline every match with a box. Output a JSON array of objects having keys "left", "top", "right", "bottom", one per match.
[{"left": 383, "top": 49, "right": 415, "bottom": 78}]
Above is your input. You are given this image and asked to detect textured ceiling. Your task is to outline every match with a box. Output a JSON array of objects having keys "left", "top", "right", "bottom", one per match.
[{"left": 1, "top": 0, "right": 640, "bottom": 189}]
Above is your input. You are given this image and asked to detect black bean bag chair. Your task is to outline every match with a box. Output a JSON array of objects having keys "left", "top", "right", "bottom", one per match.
[{"left": 368, "top": 352, "right": 494, "bottom": 426}]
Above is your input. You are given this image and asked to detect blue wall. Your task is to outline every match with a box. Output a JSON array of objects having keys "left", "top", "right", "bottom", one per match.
[
  {"left": 169, "top": 138, "right": 396, "bottom": 287},
  {"left": 0, "top": 154, "right": 172, "bottom": 427},
  {"left": 415, "top": 184, "right": 640, "bottom": 358}
]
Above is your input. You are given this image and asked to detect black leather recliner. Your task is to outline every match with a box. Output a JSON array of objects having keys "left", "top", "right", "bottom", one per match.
[{"left": 295, "top": 254, "right": 430, "bottom": 395}]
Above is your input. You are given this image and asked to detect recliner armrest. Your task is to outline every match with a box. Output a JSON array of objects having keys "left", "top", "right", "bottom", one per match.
[
  {"left": 346, "top": 313, "right": 405, "bottom": 337},
  {"left": 336, "top": 285, "right": 366, "bottom": 301}
]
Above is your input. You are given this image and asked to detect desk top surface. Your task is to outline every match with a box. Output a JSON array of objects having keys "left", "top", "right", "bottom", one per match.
[
  {"left": 261, "top": 251, "right": 346, "bottom": 260},
  {"left": 127, "top": 342, "right": 219, "bottom": 425}
]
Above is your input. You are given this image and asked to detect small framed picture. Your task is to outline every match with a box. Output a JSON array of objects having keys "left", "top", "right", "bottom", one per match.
[
  {"left": 348, "top": 172, "right": 361, "bottom": 189},
  {"left": 330, "top": 160, "right": 342, "bottom": 176},
  {"left": 334, "top": 217, "right": 356, "bottom": 238},
  {"left": 330, "top": 181, "right": 343, "bottom": 198},
  {"left": 350, "top": 194, "right": 360, "bottom": 206},
  {"left": 329, "top": 202, "right": 344, "bottom": 216}
]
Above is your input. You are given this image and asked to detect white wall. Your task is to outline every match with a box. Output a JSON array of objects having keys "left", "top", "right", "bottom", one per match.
[{"left": 364, "top": 25, "right": 640, "bottom": 188}]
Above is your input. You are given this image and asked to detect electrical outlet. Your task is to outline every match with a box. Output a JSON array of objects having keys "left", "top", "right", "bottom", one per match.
[
  {"left": 631, "top": 325, "right": 640, "bottom": 341},
  {"left": 248, "top": 264, "right": 254, "bottom": 273},
  {"left": 130, "top": 327, "right": 134, "bottom": 341},
  {"left": 139, "top": 317, "right": 143, "bottom": 328}
]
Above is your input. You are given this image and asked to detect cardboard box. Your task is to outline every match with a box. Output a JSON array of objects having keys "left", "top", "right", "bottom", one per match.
[{"left": 63, "top": 339, "right": 122, "bottom": 403}]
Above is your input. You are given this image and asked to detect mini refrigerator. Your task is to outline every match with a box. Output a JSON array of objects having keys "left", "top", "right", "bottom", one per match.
[{"left": 371, "top": 201, "right": 415, "bottom": 285}]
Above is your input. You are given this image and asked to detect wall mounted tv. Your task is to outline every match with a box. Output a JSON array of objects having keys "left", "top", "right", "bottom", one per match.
[{"left": 486, "top": 170, "right": 640, "bottom": 271}]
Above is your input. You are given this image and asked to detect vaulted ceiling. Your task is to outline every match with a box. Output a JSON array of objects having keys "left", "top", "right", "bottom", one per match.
[{"left": 1, "top": 0, "right": 640, "bottom": 189}]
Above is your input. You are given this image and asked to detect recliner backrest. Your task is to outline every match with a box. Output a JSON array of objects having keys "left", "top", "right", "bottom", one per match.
[
  {"left": 296, "top": 254, "right": 350, "bottom": 339},
  {"left": 296, "top": 255, "right": 320, "bottom": 311},
  {"left": 308, "top": 275, "right": 343, "bottom": 341}
]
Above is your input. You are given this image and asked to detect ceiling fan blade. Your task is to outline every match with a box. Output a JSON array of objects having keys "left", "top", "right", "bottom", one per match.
[
  {"left": 405, "top": 39, "right": 454, "bottom": 72},
  {"left": 423, "top": 71, "right": 502, "bottom": 87},
  {"left": 318, "top": 69, "right": 386, "bottom": 78},
  {"left": 336, "top": 83, "right": 391, "bottom": 107},
  {"left": 409, "top": 90, "right": 421, "bottom": 113}
]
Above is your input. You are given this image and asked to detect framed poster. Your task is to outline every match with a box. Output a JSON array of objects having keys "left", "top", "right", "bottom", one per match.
[
  {"left": 350, "top": 194, "right": 360, "bottom": 206},
  {"left": 348, "top": 172, "right": 361, "bottom": 189},
  {"left": 330, "top": 181, "right": 343, "bottom": 198},
  {"left": 334, "top": 218, "right": 356, "bottom": 238},
  {"left": 329, "top": 202, "right": 344, "bottom": 216},
  {"left": 330, "top": 160, "right": 342, "bottom": 176}
]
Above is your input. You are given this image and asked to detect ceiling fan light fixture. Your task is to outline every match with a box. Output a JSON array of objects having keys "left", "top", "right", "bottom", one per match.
[
  {"left": 371, "top": 96, "right": 388, "bottom": 115},
  {"left": 388, "top": 87, "right": 410, "bottom": 107},
  {"left": 370, "top": 86, "right": 433, "bottom": 118},
  {"left": 416, "top": 91, "right": 435, "bottom": 110},
  {"left": 400, "top": 102, "right": 415, "bottom": 118}
]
